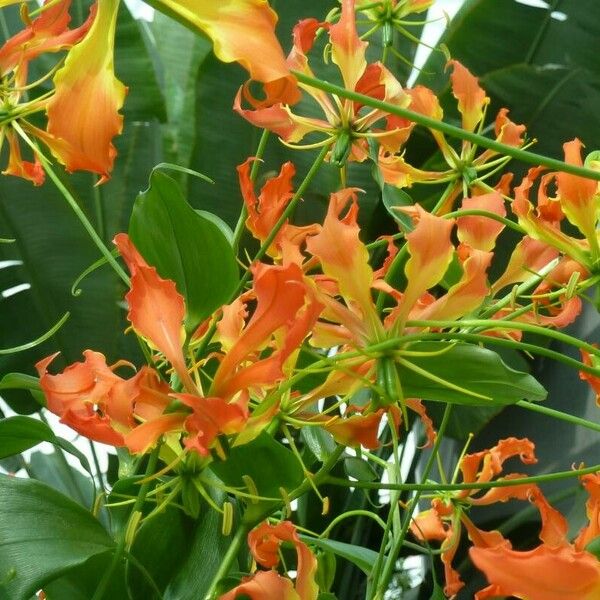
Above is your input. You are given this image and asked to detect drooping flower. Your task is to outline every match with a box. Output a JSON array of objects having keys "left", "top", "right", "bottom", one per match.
[
  {"left": 410, "top": 437, "right": 560, "bottom": 597},
  {"left": 469, "top": 473, "right": 600, "bottom": 600},
  {"left": 0, "top": 0, "right": 93, "bottom": 185},
  {"left": 114, "top": 233, "right": 196, "bottom": 394},
  {"left": 46, "top": 0, "right": 127, "bottom": 182},
  {"left": 36, "top": 350, "right": 188, "bottom": 452},
  {"left": 235, "top": 0, "right": 410, "bottom": 165},
  {"left": 221, "top": 521, "right": 318, "bottom": 600}
]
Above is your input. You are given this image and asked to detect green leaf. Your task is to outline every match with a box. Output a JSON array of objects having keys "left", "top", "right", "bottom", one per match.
[
  {"left": 302, "top": 426, "right": 337, "bottom": 463},
  {"left": 129, "top": 507, "right": 190, "bottom": 597},
  {"left": 381, "top": 185, "right": 414, "bottom": 232},
  {"left": 210, "top": 432, "right": 304, "bottom": 521},
  {"left": 29, "top": 450, "right": 95, "bottom": 509},
  {"left": 0, "top": 416, "right": 92, "bottom": 476},
  {"left": 399, "top": 342, "right": 547, "bottom": 405},
  {"left": 343, "top": 457, "right": 377, "bottom": 482},
  {"left": 0, "top": 475, "right": 114, "bottom": 600},
  {"left": 115, "top": 4, "right": 166, "bottom": 122},
  {"left": 0, "top": 373, "right": 44, "bottom": 406},
  {"left": 164, "top": 489, "right": 237, "bottom": 600},
  {"left": 0, "top": 416, "right": 54, "bottom": 459},
  {"left": 301, "top": 537, "right": 377, "bottom": 576},
  {"left": 129, "top": 170, "right": 239, "bottom": 332}
]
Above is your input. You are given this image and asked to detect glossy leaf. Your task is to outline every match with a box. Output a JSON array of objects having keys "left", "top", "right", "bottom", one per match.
[
  {"left": 0, "top": 476, "right": 114, "bottom": 600},
  {"left": 399, "top": 342, "right": 547, "bottom": 405},
  {"left": 129, "top": 170, "right": 239, "bottom": 332},
  {"left": 210, "top": 432, "right": 304, "bottom": 521},
  {"left": 301, "top": 536, "right": 378, "bottom": 576}
]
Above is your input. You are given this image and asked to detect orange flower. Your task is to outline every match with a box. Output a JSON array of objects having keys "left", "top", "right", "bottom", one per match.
[
  {"left": 512, "top": 144, "right": 600, "bottom": 267},
  {"left": 0, "top": 0, "right": 93, "bottom": 185},
  {"left": 36, "top": 351, "right": 187, "bottom": 452},
  {"left": 222, "top": 521, "right": 318, "bottom": 600},
  {"left": 237, "top": 158, "right": 319, "bottom": 264},
  {"left": 410, "top": 437, "right": 547, "bottom": 597},
  {"left": 211, "top": 262, "right": 323, "bottom": 400},
  {"left": 379, "top": 63, "right": 525, "bottom": 209},
  {"left": 0, "top": 0, "right": 94, "bottom": 82},
  {"left": 46, "top": 0, "right": 127, "bottom": 182},
  {"left": 580, "top": 347, "right": 600, "bottom": 405},
  {"left": 469, "top": 473, "right": 600, "bottom": 600},
  {"left": 235, "top": 0, "right": 410, "bottom": 164},
  {"left": 114, "top": 233, "right": 197, "bottom": 394}
]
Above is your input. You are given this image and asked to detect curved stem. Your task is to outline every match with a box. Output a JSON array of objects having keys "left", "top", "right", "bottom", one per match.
[
  {"left": 91, "top": 447, "right": 160, "bottom": 600},
  {"left": 203, "top": 524, "right": 250, "bottom": 600},
  {"left": 370, "top": 404, "right": 452, "bottom": 600},
  {"left": 12, "top": 121, "right": 129, "bottom": 285},
  {"left": 292, "top": 71, "right": 600, "bottom": 181},
  {"left": 325, "top": 460, "right": 600, "bottom": 492}
]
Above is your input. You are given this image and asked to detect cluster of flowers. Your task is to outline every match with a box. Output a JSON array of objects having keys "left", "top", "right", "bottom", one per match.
[{"left": 5, "top": 0, "right": 600, "bottom": 597}]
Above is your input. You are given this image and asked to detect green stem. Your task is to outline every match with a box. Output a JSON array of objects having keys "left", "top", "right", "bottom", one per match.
[
  {"left": 404, "top": 319, "right": 600, "bottom": 357},
  {"left": 325, "top": 461, "right": 600, "bottom": 492},
  {"left": 444, "top": 208, "right": 526, "bottom": 234},
  {"left": 395, "top": 331, "right": 600, "bottom": 379},
  {"left": 203, "top": 524, "right": 250, "bottom": 600},
  {"left": 516, "top": 400, "right": 600, "bottom": 433},
  {"left": 91, "top": 447, "right": 160, "bottom": 600},
  {"left": 371, "top": 404, "right": 452, "bottom": 600},
  {"left": 45, "top": 164, "right": 130, "bottom": 285},
  {"left": 39, "top": 412, "right": 89, "bottom": 507},
  {"left": 231, "top": 129, "right": 271, "bottom": 253},
  {"left": 204, "top": 445, "right": 345, "bottom": 598},
  {"left": 292, "top": 71, "right": 600, "bottom": 181},
  {"left": 12, "top": 122, "right": 129, "bottom": 285}
]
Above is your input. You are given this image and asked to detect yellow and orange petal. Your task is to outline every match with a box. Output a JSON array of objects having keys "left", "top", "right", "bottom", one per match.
[
  {"left": 556, "top": 139, "right": 599, "bottom": 245},
  {"left": 154, "top": 0, "right": 295, "bottom": 94},
  {"left": 219, "top": 570, "right": 300, "bottom": 600},
  {"left": 46, "top": 0, "right": 126, "bottom": 182},
  {"left": 330, "top": 0, "right": 367, "bottom": 91},
  {"left": 393, "top": 206, "right": 455, "bottom": 327},
  {"left": 447, "top": 60, "right": 489, "bottom": 133},
  {"left": 457, "top": 192, "right": 506, "bottom": 252}
]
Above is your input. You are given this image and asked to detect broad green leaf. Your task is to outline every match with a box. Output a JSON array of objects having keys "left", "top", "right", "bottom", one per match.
[
  {"left": 42, "top": 554, "right": 127, "bottom": 600},
  {"left": 301, "top": 537, "right": 378, "bottom": 576},
  {"left": 0, "top": 373, "right": 44, "bottom": 406},
  {"left": 399, "top": 342, "right": 547, "bottom": 405},
  {"left": 344, "top": 457, "right": 377, "bottom": 482},
  {"left": 0, "top": 475, "right": 114, "bottom": 600},
  {"left": 129, "top": 507, "right": 190, "bottom": 597},
  {"left": 164, "top": 488, "right": 237, "bottom": 600},
  {"left": 115, "top": 4, "right": 166, "bottom": 122},
  {"left": 0, "top": 416, "right": 54, "bottom": 459},
  {"left": 129, "top": 170, "right": 239, "bottom": 332},
  {"left": 29, "top": 450, "right": 95, "bottom": 509},
  {"left": 0, "top": 416, "right": 92, "bottom": 477},
  {"left": 210, "top": 432, "right": 304, "bottom": 522},
  {"left": 302, "top": 426, "right": 337, "bottom": 463}
]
